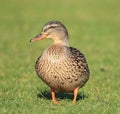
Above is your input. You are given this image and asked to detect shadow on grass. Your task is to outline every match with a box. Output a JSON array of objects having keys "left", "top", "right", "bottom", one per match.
[{"left": 37, "top": 90, "right": 88, "bottom": 101}]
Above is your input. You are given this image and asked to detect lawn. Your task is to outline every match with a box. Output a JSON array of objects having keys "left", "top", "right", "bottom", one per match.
[{"left": 0, "top": 0, "right": 120, "bottom": 114}]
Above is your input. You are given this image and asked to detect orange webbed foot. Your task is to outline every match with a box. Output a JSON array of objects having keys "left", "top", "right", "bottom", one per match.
[
  {"left": 51, "top": 88, "right": 59, "bottom": 105},
  {"left": 72, "top": 87, "right": 79, "bottom": 104}
]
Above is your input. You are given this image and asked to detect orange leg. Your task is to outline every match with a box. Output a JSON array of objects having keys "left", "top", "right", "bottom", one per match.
[
  {"left": 51, "top": 88, "right": 59, "bottom": 105},
  {"left": 72, "top": 87, "right": 79, "bottom": 103}
]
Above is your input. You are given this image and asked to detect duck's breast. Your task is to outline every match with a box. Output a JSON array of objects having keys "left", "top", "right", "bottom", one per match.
[{"left": 35, "top": 45, "right": 89, "bottom": 92}]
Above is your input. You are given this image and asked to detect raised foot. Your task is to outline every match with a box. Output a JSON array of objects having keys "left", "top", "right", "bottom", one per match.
[
  {"left": 51, "top": 88, "right": 59, "bottom": 105},
  {"left": 72, "top": 87, "right": 79, "bottom": 104}
]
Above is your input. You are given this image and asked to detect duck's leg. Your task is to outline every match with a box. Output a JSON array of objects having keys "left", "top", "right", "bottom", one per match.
[
  {"left": 72, "top": 87, "right": 79, "bottom": 103},
  {"left": 51, "top": 88, "right": 59, "bottom": 105}
]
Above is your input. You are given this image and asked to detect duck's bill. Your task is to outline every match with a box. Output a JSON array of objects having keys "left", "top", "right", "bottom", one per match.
[{"left": 30, "top": 34, "right": 46, "bottom": 42}]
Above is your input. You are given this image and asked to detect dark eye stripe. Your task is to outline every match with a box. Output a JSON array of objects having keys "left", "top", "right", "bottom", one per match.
[{"left": 44, "top": 25, "right": 60, "bottom": 32}]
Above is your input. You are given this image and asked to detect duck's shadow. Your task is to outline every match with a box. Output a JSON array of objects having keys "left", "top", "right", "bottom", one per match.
[{"left": 37, "top": 90, "right": 88, "bottom": 101}]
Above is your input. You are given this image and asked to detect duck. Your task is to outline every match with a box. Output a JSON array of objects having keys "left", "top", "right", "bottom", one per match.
[{"left": 30, "top": 20, "right": 90, "bottom": 105}]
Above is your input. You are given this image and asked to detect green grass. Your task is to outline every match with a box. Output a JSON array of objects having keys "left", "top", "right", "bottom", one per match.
[{"left": 0, "top": 0, "right": 120, "bottom": 114}]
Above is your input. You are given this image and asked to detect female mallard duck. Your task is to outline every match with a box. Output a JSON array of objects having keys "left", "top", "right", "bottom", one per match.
[{"left": 30, "top": 20, "right": 90, "bottom": 105}]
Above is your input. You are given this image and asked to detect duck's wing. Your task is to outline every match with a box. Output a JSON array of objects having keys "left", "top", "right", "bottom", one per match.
[{"left": 68, "top": 47, "right": 90, "bottom": 75}]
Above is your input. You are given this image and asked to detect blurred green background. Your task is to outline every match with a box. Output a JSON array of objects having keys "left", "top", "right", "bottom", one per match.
[{"left": 0, "top": 0, "right": 120, "bottom": 114}]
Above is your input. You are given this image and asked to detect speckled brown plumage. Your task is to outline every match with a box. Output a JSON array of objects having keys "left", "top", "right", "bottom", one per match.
[
  {"left": 35, "top": 45, "right": 89, "bottom": 92},
  {"left": 30, "top": 20, "right": 90, "bottom": 104}
]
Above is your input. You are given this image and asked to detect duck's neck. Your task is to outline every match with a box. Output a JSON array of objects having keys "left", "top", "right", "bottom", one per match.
[{"left": 53, "top": 37, "right": 69, "bottom": 46}]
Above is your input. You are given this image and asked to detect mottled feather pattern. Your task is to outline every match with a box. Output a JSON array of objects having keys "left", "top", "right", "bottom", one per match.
[
  {"left": 31, "top": 20, "right": 90, "bottom": 104},
  {"left": 35, "top": 45, "right": 89, "bottom": 92}
]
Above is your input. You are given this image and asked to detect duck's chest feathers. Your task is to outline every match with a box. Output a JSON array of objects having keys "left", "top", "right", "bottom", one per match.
[
  {"left": 42, "top": 45, "right": 67, "bottom": 63},
  {"left": 35, "top": 45, "right": 89, "bottom": 92},
  {"left": 35, "top": 45, "right": 68, "bottom": 74}
]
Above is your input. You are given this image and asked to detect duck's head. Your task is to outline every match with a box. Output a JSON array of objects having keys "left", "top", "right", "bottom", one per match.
[{"left": 30, "top": 20, "right": 69, "bottom": 46}]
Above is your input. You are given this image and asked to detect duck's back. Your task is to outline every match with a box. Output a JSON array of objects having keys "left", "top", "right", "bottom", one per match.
[{"left": 35, "top": 45, "right": 89, "bottom": 92}]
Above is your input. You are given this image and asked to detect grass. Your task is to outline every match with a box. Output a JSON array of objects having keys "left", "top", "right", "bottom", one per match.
[{"left": 0, "top": 0, "right": 120, "bottom": 113}]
